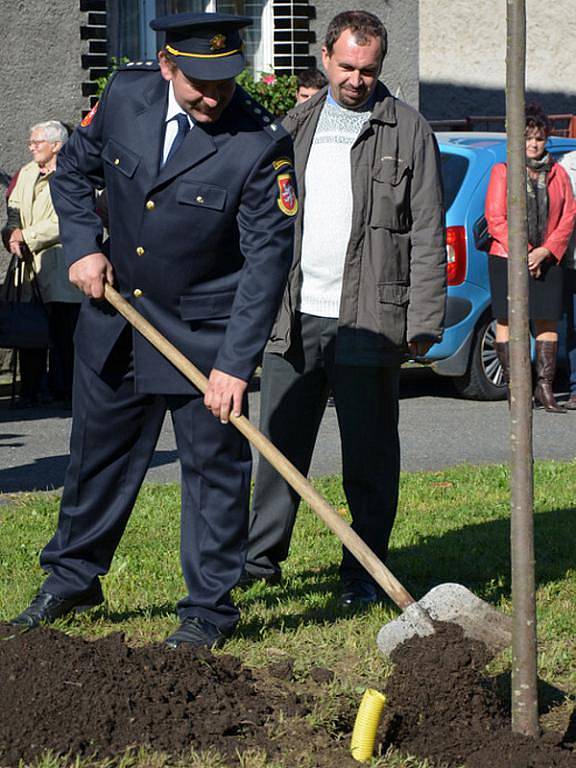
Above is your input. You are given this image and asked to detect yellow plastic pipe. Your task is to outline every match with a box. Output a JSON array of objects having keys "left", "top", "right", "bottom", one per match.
[{"left": 350, "top": 688, "right": 387, "bottom": 762}]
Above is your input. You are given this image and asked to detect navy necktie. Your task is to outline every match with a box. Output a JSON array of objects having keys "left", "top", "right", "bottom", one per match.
[{"left": 162, "top": 113, "right": 190, "bottom": 168}]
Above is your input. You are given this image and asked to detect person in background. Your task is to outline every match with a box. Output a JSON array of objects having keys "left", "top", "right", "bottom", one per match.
[
  {"left": 295, "top": 68, "right": 327, "bottom": 105},
  {"left": 2, "top": 121, "right": 81, "bottom": 407},
  {"left": 242, "top": 10, "right": 446, "bottom": 606},
  {"left": 486, "top": 104, "right": 576, "bottom": 413},
  {"left": 558, "top": 150, "right": 576, "bottom": 409}
]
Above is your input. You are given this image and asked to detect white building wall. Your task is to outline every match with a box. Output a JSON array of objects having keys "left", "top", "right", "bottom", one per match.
[{"left": 420, "top": 0, "right": 576, "bottom": 119}]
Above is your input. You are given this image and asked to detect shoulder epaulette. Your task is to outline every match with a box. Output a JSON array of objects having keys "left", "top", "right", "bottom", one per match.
[
  {"left": 238, "top": 94, "right": 283, "bottom": 138},
  {"left": 119, "top": 60, "right": 160, "bottom": 71}
]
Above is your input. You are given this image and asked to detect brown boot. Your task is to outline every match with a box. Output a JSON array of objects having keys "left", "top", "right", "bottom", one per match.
[
  {"left": 494, "top": 341, "right": 510, "bottom": 403},
  {"left": 533, "top": 340, "right": 566, "bottom": 413}
]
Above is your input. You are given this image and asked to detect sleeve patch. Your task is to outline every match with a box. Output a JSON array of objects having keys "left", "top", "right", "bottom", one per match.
[
  {"left": 80, "top": 101, "right": 99, "bottom": 127},
  {"left": 277, "top": 173, "right": 298, "bottom": 216},
  {"left": 273, "top": 157, "right": 292, "bottom": 171}
]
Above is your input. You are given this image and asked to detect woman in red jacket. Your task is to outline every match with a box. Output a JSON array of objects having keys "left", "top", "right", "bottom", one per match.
[{"left": 485, "top": 105, "right": 576, "bottom": 412}]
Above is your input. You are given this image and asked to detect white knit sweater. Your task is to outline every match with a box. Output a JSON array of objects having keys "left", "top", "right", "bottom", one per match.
[{"left": 298, "top": 97, "right": 371, "bottom": 317}]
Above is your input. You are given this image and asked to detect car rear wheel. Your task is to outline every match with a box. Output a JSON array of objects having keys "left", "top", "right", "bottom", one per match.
[{"left": 453, "top": 317, "right": 507, "bottom": 400}]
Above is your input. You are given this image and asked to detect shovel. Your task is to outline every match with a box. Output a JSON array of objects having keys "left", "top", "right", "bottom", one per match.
[{"left": 104, "top": 284, "right": 512, "bottom": 657}]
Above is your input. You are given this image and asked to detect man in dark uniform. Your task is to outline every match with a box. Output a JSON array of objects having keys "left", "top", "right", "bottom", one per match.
[{"left": 11, "top": 12, "right": 297, "bottom": 648}]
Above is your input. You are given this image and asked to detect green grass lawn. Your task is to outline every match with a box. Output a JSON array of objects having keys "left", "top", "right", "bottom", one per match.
[{"left": 1, "top": 460, "right": 575, "bottom": 767}]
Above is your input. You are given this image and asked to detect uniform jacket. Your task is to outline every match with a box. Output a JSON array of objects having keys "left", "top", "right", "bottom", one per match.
[
  {"left": 50, "top": 64, "right": 296, "bottom": 393},
  {"left": 7, "top": 161, "right": 81, "bottom": 303},
  {"left": 486, "top": 160, "right": 576, "bottom": 261},
  {"left": 267, "top": 83, "right": 446, "bottom": 366}
]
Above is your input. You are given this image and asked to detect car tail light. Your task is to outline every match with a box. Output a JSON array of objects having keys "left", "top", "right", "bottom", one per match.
[{"left": 446, "top": 225, "right": 467, "bottom": 286}]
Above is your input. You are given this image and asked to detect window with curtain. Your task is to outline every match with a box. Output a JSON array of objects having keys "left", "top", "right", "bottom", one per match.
[{"left": 107, "top": 0, "right": 271, "bottom": 73}]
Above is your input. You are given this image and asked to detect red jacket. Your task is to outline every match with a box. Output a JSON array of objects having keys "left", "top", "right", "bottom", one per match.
[{"left": 485, "top": 161, "right": 576, "bottom": 261}]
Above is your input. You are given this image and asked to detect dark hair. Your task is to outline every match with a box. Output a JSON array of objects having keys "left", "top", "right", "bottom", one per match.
[
  {"left": 297, "top": 68, "right": 327, "bottom": 91},
  {"left": 324, "top": 10, "right": 387, "bottom": 59},
  {"left": 525, "top": 102, "right": 551, "bottom": 137}
]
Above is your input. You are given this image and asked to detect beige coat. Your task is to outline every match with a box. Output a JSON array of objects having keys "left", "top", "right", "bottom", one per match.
[{"left": 8, "top": 161, "right": 81, "bottom": 303}]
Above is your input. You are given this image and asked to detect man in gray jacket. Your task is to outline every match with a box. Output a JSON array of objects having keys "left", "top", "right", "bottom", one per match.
[{"left": 243, "top": 10, "right": 446, "bottom": 605}]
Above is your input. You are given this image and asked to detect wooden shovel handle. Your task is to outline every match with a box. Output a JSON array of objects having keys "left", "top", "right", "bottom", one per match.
[{"left": 104, "top": 284, "right": 416, "bottom": 611}]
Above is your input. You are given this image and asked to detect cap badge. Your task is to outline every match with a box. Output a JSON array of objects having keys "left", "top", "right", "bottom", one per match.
[{"left": 210, "top": 34, "right": 227, "bottom": 51}]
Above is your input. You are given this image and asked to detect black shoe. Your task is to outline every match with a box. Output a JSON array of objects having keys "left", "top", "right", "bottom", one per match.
[
  {"left": 340, "top": 580, "right": 379, "bottom": 608},
  {"left": 10, "top": 587, "right": 104, "bottom": 628},
  {"left": 164, "top": 617, "right": 228, "bottom": 649},
  {"left": 236, "top": 569, "right": 282, "bottom": 588}
]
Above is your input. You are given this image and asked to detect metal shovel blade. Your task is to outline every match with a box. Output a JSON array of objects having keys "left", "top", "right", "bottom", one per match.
[{"left": 377, "top": 583, "right": 512, "bottom": 657}]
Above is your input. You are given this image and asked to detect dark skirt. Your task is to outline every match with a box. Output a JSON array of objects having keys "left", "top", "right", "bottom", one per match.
[{"left": 488, "top": 254, "right": 564, "bottom": 322}]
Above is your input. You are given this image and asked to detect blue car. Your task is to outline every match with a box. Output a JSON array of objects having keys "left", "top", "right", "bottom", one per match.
[{"left": 423, "top": 132, "right": 576, "bottom": 400}]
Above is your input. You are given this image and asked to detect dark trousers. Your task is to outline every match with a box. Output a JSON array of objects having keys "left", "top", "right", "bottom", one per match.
[
  {"left": 246, "top": 312, "right": 400, "bottom": 584},
  {"left": 40, "top": 335, "right": 251, "bottom": 633},
  {"left": 564, "top": 269, "right": 576, "bottom": 395},
  {"left": 18, "top": 347, "right": 48, "bottom": 401},
  {"left": 16, "top": 303, "right": 80, "bottom": 403},
  {"left": 47, "top": 302, "right": 80, "bottom": 400}
]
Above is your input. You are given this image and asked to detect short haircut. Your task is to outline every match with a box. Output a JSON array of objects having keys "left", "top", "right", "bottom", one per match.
[
  {"left": 160, "top": 48, "right": 177, "bottom": 68},
  {"left": 30, "top": 120, "right": 69, "bottom": 144},
  {"left": 324, "top": 10, "right": 387, "bottom": 59},
  {"left": 525, "top": 103, "right": 551, "bottom": 137},
  {"left": 297, "top": 68, "right": 327, "bottom": 91}
]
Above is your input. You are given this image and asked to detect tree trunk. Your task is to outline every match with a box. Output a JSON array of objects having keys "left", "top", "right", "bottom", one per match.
[{"left": 506, "top": 0, "right": 539, "bottom": 737}]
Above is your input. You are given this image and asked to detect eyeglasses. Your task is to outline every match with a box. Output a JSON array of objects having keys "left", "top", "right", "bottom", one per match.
[{"left": 28, "top": 139, "right": 48, "bottom": 147}]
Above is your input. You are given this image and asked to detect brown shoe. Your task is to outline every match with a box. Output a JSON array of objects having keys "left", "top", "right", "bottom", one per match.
[
  {"left": 564, "top": 394, "right": 576, "bottom": 410},
  {"left": 533, "top": 341, "right": 566, "bottom": 413}
]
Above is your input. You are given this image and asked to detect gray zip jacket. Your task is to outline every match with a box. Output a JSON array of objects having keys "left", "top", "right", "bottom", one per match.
[{"left": 267, "top": 82, "right": 446, "bottom": 366}]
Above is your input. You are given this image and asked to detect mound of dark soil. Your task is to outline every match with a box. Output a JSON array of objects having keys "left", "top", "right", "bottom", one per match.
[
  {"left": 1, "top": 620, "right": 574, "bottom": 767},
  {"left": 382, "top": 622, "right": 576, "bottom": 767},
  {"left": 0, "top": 622, "right": 353, "bottom": 767}
]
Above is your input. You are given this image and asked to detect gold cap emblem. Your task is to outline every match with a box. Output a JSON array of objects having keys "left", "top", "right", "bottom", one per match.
[{"left": 210, "top": 34, "right": 227, "bottom": 51}]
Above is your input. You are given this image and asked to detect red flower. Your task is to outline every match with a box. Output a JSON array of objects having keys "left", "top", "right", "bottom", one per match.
[{"left": 261, "top": 74, "right": 276, "bottom": 85}]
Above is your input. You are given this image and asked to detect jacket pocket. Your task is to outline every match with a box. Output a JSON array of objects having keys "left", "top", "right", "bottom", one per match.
[
  {"left": 179, "top": 290, "right": 236, "bottom": 321},
  {"left": 177, "top": 181, "right": 227, "bottom": 211},
  {"left": 370, "top": 156, "right": 412, "bottom": 232},
  {"left": 102, "top": 139, "right": 141, "bottom": 178},
  {"left": 376, "top": 281, "right": 409, "bottom": 347}
]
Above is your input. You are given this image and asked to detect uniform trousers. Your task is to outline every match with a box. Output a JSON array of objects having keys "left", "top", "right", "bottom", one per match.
[
  {"left": 246, "top": 312, "right": 401, "bottom": 583},
  {"left": 40, "top": 330, "right": 251, "bottom": 633}
]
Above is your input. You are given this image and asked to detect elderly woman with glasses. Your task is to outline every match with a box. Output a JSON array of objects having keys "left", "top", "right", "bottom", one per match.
[{"left": 2, "top": 120, "right": 82, "bottom": 407}]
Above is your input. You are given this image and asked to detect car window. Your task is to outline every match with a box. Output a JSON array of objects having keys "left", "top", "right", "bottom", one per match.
[{"left": 440, "top": 153, "right": 469, "bottom": 211}]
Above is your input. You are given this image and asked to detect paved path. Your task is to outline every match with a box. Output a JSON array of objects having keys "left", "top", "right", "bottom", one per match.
[{"left": 1, "top": 371, "right": 575, "bottom": 493}]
